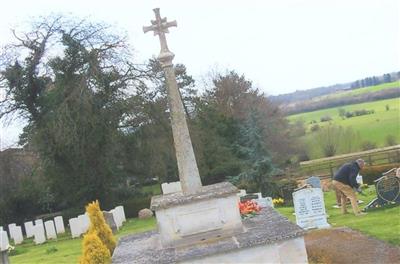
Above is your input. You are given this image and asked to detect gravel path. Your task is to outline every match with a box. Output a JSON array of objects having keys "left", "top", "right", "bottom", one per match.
[{"left": 305, "top": 227, "right": 400, "bottom": 264}]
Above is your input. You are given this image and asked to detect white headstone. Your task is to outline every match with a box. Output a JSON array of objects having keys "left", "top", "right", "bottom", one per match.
[
  {"left": 7, "top": 224, "right": 16, "bottom": 240},
  {"left": 44, "top": 220, "right": 57, "bottom": 240},
  {"left": 161, "top": 181, "right": 182, "bottom": 194},
  {"left": 237, "top": 189, "right": 247, "bottom": 197},
  {"left": 116, "top": 206, "right": 126, "bottom": 223},
  {"left": 111, "top": 209, "right": 122, "bottom": 229},
  {"left": 34, "top": 219, "right": 44, "bottom": 226},
  {"left": 77, "top": 214, "right": 90, "bottom": 234},
  {"left": 24, "top": 221, "right": 34, "bottom": 238},
  {"left": 33, "top": 224, "right": 46, "bottom": 245},
  {"left": 69, "top": 218, "right": 82, "bottom": 238},
  {"left": 293, "top": 188, "right": 330, "bottom": 230},
  {"left": 256, "top": 197, "right": 274, "bottom": 208},
  {"left": 0, "top": 226, "right": 3, "bottom": 231},
  {"left": 12, "top": 226, "right": 23, "bottom": 245},
  {"left": 0, "top": 230, "right": 9, "bottom": 251},
  {"left": 54, "top": 216, "right": 65, "bottom": 234}
]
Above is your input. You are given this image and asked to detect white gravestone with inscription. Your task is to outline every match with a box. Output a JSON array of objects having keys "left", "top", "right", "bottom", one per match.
[
  {"left": 293, "top": 188, "right": 330, "bottom": 230},
  {"left": 33, "top": 224, "right": 46, "bottom": 245},
  {"left": 24, "top": 221, "right": 34, "bottom": 238},
  {"left": 44, "top": 220, "right": 57, "bottom": 240},
  {"left": 54, "top": 216, "right": 65, "bottom": 234}
]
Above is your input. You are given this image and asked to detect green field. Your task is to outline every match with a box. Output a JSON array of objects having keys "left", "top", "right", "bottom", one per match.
[
  {"left": 288, "top": 97, "right": 400, "bottom": 159},
  {"left": 313, "top": 81, "right": 399, "bottom": 101},
  {"left": 9, "top": 186, "right": 399, "bottom": 263}
]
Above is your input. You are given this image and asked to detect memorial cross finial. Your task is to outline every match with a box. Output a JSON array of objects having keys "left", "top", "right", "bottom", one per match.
[
  {"left": 143, "top": 8, "right": 177, "bottom": 66},
  {"left": 143, "top": 8, "right": 202, "bottom": 194}
]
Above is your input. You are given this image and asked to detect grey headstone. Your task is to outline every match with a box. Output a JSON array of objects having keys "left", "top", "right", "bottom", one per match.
[
  {"left": 306, "top": 176, "right": 321, "bottom": 188},
  {"left": 103, "top": 211, "right": 117, "bottom": 234}
]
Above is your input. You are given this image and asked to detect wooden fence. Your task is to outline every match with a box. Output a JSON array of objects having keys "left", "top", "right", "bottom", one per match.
[{"left": 296, "top": 145, "right": 400, "bottom": 181}]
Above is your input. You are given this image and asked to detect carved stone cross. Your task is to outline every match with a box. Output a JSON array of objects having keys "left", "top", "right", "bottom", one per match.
[{"left": 144, "top": 8, "right": 202, "bottom": 194}]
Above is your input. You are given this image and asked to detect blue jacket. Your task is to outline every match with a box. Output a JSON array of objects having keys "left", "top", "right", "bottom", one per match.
[{"left": 333, "top": 162, "right": 360, "bottom": 188}]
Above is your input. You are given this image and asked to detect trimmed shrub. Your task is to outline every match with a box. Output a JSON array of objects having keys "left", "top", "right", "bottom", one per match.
[
  {"left": 86, "top": 201, "right": 116, "bottom": 255},
  {"left": 80, "top": 232, "right": 111, "bottom": 264},
  {"left": 361, "top": 163, "right": 400, "bottom": 184}
]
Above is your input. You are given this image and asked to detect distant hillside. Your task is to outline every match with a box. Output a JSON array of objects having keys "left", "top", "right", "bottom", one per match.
[{"left": 270, "top": 71, "right": 400, "bottom": 114}]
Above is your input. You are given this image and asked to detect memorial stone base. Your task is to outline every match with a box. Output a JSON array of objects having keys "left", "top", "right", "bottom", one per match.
[
  {"left": 150, "top": 182, "right": 243, "bottom": 247},
  {"left": 112, "top": 203, "right": 307, "bottom": 263}
]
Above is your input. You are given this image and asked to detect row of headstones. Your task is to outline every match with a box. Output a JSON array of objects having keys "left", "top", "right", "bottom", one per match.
[
  {"left": 0, "top": 205, "right": 126, "bottom": 251},
  {"left": 69, "top": 206, "right": 126, "bottom": 238},
  {"left": 0, "top": 216, "right": 64, "bottom": 251}
]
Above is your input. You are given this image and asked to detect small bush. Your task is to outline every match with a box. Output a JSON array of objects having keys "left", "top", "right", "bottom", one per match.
[
  {"left": 361, "top": 141, "right": 377, "bottom": 151},
  {"left": 310, "top": 124, "right": 320, "bottom": 132},
  {"left": 86, "top": 201, "right": 116, "bottom": 255},
  {"left": 385, "top": 135, "right": 398, "bottom": 146},
  {"left": 80, "top": 232, "right": 111, "bottom": 264},
  {"left": 320, "top": 116, "right": 332, "bottom": 122}
]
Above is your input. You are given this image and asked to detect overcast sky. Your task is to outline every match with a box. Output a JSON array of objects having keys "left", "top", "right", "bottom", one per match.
[{"left": 0, "top": 0, "right": 399, "bottom": 148}]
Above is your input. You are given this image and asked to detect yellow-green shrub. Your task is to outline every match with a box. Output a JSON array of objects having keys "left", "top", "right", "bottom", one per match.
[
  {"left": 80, "top": 232, "right": 111, "bottom": 264},
  {"left": 86, "top": 200, "right": 116, "bottom": 254}
]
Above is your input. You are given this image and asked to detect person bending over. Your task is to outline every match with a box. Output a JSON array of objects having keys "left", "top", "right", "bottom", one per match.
[{"left": 332, "top": 159, "right": 366, "bottom": 216}]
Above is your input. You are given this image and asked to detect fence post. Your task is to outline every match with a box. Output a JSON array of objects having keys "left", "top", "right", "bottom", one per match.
[{"left": 329, "top": 162, "right": 333, "bottom": 178}]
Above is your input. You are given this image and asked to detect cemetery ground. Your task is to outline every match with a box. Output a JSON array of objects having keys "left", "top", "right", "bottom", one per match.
[
  {"left": 8, "top": 185, "right": 399, "bottom": 263},
  {"left": 288, "top": 97, "right": 400, "bottom": 159}
]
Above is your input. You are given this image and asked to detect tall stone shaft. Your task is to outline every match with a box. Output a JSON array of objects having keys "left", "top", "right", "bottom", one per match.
[{"left": 144, "top": 8, "right": 202, "bottom": 193}]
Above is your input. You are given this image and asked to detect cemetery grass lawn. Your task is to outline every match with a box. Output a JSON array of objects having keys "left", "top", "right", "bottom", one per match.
[
  {"left": 276, "top": 186, "right": 400, "bottom": 245},
  {"left": 9, "top": 217, "right": 156, "bottom": 264}
]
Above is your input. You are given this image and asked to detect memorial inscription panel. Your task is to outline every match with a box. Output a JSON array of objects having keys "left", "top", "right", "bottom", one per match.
[{"left": 293, "top": 188, "right": 330, "bottom": 230}]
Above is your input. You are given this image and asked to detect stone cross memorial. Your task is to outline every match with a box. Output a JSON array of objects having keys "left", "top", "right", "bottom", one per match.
[
  {"left": 111, "top": 8, "right": 308, "bottom": 263},
  {"left": 293, "top": 187, "right": 330, "bottom": 230}
]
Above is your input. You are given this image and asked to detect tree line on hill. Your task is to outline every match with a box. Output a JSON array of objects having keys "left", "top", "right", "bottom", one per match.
[
  {"left": 350, "top": 73, "right": 397, "bottom": 89},
  {"left": 284, "top": 87, "right": 400, "bottom": 115},
  {"left": 0, "top": 16, "right": 300, "bottom": 224},
  {"left": 270, "top": 71, "right": 400, "bottom": 109}
]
